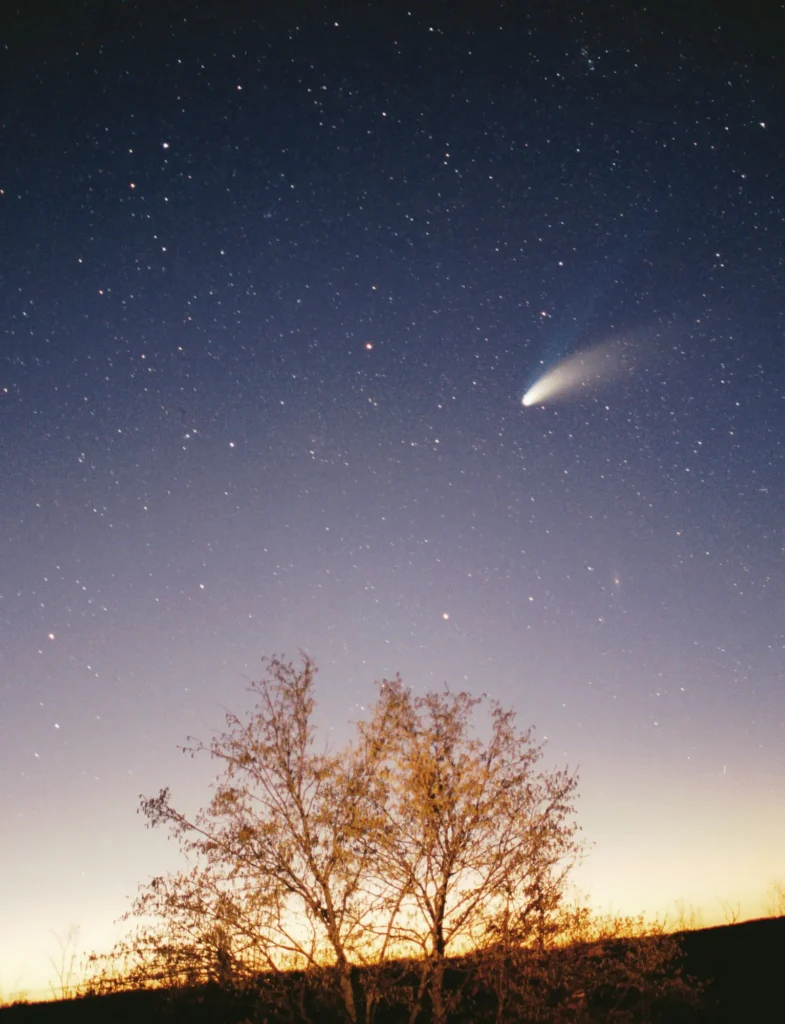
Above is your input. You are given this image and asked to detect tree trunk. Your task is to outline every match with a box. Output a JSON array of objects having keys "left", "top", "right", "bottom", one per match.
[
  {"left": 430, "top": 895, "right": 448, "bottom": 1024},
  {"left": 338, "top": 958, "right": 358, "bottom": 1024},
  {"left": 407, "top": 961, "right": 431, "bottom": 1024},
  {"left": 431, "top": 955, "right": 446, "bottom": 1024}
]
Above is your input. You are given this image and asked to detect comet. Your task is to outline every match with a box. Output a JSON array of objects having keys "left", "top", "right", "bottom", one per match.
[{"left": 522, "top": 342, "right": 629, "bottom": 407}]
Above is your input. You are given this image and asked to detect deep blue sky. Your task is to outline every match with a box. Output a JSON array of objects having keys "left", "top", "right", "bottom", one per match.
[{"left": 2, "top": 0, "right": 784, "bottom": 999}]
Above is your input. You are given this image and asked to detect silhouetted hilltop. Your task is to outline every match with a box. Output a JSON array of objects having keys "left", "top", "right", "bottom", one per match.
[
  {"left": 675, "top": 915, "right": 785, "bottom": 1022},
  {"left": 2, "top": 916, "right": 784, "bottom": 1023}
]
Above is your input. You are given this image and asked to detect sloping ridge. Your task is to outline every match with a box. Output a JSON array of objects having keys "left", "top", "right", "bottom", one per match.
[{"left": 2, "top": 916, "right": 784, "bottom": 1022}]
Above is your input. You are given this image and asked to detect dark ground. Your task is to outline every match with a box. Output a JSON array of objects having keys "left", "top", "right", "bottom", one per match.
[{"left": 2, "top": 917, "right": 784, "bottom": 1023}]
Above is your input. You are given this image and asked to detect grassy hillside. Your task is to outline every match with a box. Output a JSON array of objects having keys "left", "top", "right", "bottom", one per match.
[
  {"left": 2, "top": 916, "right": 783, "bottom": 1023},
  {"left": 675, "top": 916, "right": 785, "bottom": 1022}
]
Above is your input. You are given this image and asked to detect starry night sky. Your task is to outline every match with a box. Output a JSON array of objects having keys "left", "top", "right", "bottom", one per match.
[{"left": 2, "top": 0, "right": 784, "bottom": 999}]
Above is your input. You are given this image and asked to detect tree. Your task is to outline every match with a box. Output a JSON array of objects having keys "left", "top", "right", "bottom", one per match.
[
  {"left": 122, "top": 654, "right": 406, "bottom": 1024},
  {"left": 47, "top": 925, "right": 81, "bottom": 1001},
  {"left": 767, "top": 880, "right": 785, "bottom": 917},
  {"left": 89, "top": 653, "right": 697, "bottom": 1023},
  {"left": 357, "top": 681, "right": 581, "bottom": 1024},
  {"left": 719, "top": 898, "right": 741, "bottom": 925}
]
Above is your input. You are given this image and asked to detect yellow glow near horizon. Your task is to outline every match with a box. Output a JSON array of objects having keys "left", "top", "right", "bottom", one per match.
[{"left": 3, "top": 860, "right": 783, "bottom": 1004}]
